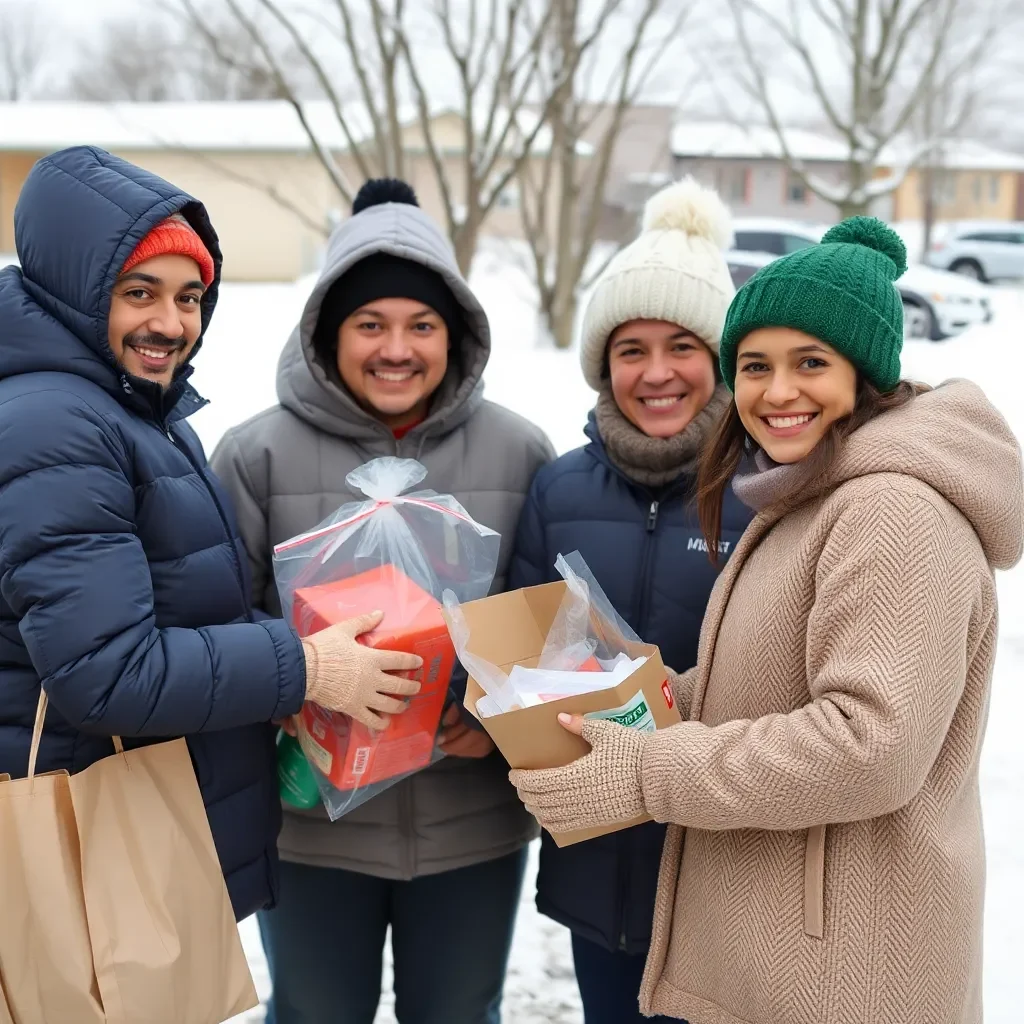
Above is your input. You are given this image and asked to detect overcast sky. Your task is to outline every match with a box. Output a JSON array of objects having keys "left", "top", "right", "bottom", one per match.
[
  {"left": 11, "top": 0, "right": 137, "bottom": 66},
  {"left": 12, "top": 0, "right": 1022, "bottom": 145}
]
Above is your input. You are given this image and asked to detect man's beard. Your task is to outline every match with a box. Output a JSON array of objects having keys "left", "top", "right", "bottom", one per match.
[{"left": 120, "top": 331, "right": 188, "bottom": 385}]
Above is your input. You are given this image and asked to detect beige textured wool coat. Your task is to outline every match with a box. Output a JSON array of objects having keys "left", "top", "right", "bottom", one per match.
[{"left": 512, "top": 380, "right": 1023, "bottom": 1024}]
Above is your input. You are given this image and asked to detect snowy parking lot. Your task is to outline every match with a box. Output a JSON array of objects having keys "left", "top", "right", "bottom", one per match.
[{"left": 192, "top": 258, "right": 1024, "bottom": 1024}]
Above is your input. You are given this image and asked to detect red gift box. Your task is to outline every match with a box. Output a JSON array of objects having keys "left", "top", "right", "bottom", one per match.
[{"left": 293, "top": 565, "right": 454, "bottom": 790}]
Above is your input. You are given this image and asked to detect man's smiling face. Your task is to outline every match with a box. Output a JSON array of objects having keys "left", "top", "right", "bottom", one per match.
[{"left": 107, "top": 254, "right": 206, "bottom": 389}]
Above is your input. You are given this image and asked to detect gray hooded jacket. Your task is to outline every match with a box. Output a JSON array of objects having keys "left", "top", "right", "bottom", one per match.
[{"left": 211, "top": 200, "right": 553, "bottom": 878}]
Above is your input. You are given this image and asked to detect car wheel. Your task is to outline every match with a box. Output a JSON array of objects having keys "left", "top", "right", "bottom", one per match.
[
  {"left": 902, "top": 299, "right": 934, "bottom": 340},
  {"left": 949, "top": 258, "right": 986, "bottom": 282}
]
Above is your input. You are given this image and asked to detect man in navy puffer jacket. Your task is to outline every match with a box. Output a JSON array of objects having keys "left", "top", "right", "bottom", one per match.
[{"left": 0, "top": 147, "right": 415, "bottom": 921}]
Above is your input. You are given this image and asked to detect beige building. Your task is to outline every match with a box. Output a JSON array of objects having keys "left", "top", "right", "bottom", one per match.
[
  {"left": 671, "top": 121, "right": 894, "bottom": 223},
  {"left": 0, "top": 101, "right": 562, "bottom": 281},
  {"left": 668, "top": 120, "right": 1024, "bottom": 227},
  {"left": 888, "top": 141, "right": 1024, "bottom": 222}
]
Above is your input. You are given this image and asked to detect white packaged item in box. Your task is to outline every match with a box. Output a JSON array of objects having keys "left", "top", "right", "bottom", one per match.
[{"left": 508, "top": 654, "right": 647, "bottom": 708}]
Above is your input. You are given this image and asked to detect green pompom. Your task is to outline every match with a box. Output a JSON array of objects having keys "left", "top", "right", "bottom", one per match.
[{"left": 821, "top": 216, "right": 907, "bottom": 278}]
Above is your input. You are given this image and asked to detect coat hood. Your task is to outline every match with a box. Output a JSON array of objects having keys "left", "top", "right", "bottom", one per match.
[
  {"left": 0, "top": 146, "right": 221, "bottom": 419},
  {"left": 803, "top": 380, "right": 1022, "bottom": 570},
  {"left": 275, "top": 200, "right": 490, "bottom": 442}
]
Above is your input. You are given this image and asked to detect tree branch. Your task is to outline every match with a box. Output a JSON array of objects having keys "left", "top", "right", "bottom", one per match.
[
  {"left": 167, "top": 146, "right": 331, "bottom": 236},
  {"left": 734, "top": 0, "right": 849, "bottom": 137},
  {"left": 572, "top": 0, "right": 668, "bottom": 284},
  {"left": 332, "top": 0, "right": 392, "bottom": 175},
  {"left": 394, "top": 22, "right": 459, "bottom": 232},
  {"left": 186, "top": 0, "right": 356, "bottom": 201},
  {"left": 247, "top": 0, "right": 378, "bottom": 183}
]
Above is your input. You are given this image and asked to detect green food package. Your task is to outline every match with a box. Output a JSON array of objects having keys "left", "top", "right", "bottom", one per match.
[{"left": 276, "top": 729, "right": 321, "bottom": 810}]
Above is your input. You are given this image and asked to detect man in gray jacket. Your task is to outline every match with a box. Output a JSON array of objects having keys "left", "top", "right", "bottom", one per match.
[{"left": 211, "top": 177, "right": 553, "bottom": 1024}]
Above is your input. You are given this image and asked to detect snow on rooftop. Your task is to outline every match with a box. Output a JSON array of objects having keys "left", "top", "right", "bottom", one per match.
[
  {"left": 672, "top": 121, "right": 850, "bottom": 163},
  {"left": 672, "top": 120, "right": 1024, "bottom": 172},
  {"left": 886, "top": 138, "right": 1024, "bottom": 172},
  {"left": 0, "top": 101, "right": 581, "bottom": 156},
  {"left": 0, "top": 102, "right": 343, "bottom": 152}
]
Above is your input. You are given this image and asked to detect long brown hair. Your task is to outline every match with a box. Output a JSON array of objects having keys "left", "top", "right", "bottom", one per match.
[{"left": 696, "top": 378, "right": 929, "bottom": 564}]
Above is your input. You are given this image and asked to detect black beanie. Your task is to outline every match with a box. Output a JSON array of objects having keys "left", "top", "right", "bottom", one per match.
[{"left": 313, "top": 179, "right": 464, "bottom": 364}]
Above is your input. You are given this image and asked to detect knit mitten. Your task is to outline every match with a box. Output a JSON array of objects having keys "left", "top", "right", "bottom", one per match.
[
  {"left": 302, "top": 611, "right": 422, "bottom": 730},
  {"left": 667, "top": 667, "right": 698, "bottom": 719},
  {"left": 509, "top": 719, "right": 646, "bottom": 834}
]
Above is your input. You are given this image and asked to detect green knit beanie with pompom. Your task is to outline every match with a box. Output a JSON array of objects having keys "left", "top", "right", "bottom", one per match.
[{"left": 719, "top": 216, "right": 907, "bottom": 392}]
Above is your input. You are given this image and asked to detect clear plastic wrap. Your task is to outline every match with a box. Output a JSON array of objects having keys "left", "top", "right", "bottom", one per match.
[
  {"left": 273, "top": 457, "right": 501, "bottom": 819},
  {"left": 444, "top": 550, "right": 645, "bottom": 717}
]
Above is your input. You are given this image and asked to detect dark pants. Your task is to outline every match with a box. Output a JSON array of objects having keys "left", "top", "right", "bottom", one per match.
[
  {"left": 259, "top": 849, "right": 528, "bottom": 1024},
  {"left": 571, "top": 933, "right": 681, "bottom": 1024}
]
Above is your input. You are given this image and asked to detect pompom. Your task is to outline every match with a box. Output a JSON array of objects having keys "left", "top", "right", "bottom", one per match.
[
  {"left": 352, "top": 178, "right": 419, "bottom": 215},
  {"left": 641, "top": 176, "right": 732, "bottom": 250},
  {"left": 821, "top": 216, "right": 907, "bottom": 277}
]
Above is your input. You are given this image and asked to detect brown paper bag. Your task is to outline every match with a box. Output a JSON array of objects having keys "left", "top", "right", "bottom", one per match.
[
  {"left": 0, "top": 892, "right": 12, "bottom": 1024},
  {"left": 0, "top": 692, "right": 258, "bottom": 1024}
]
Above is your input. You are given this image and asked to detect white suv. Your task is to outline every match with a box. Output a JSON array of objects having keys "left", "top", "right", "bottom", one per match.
[{"left": 925, "top": 223, "right": 1024, "bottom": 282}]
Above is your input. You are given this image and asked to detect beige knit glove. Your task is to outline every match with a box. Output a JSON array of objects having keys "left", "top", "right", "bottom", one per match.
[
  {"left": 302, "top": 610, "right": 422, "bottom": 731},
  {"left": 665, "top": 666, "right": 698, "bottom": 719},
  {"left": 508, "top": 719, "right": 647, "bottom": 834}
]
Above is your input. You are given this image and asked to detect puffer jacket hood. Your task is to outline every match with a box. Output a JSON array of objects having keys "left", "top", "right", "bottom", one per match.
[
  {"left": 829, "top": 380, "right": 1023, "bottom": 570},
  {"left": 0, "top": 145, "right": 221, "bottom": 420},
  {"left": 276, "top": 200, "right": 490, "bottom": 442}
]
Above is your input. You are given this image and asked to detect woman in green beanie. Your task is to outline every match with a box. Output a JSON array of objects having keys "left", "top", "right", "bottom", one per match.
[{"left": 508, "top": 217, "right": 1024, "bottom": 1024}]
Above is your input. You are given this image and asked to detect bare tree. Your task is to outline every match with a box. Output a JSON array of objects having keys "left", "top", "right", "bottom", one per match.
[
  {"left": 913, "top": 1, "right": 1019, "bottom": 255},
  {"left": 175, "top": 0, "right": 565, "bottom": 273},
  {"left": 0, "top": 1, "right": 46, "bottom": 100},
  {"left": 64, "top": 10, "right": 300, "bottom": 101},
  {"left": 724, "top": 0, "right": 1002, "bottom": 219},
  {"left": 185, "top": 13, "right": 309, "bottom": 100},
  {"left": 67, "top": 20, "right": 184, "bottom": 101},
  {"left": 516, "top": 0, "right": 690, "bottom": 348}
]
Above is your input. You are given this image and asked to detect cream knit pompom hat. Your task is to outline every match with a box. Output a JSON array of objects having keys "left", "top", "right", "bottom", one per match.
[{"left": 579, "top": 176, "right": 735, "bottom": 391}]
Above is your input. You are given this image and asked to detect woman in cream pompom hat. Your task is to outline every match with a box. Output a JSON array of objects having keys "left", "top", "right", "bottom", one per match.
[
  {"left": 579, "top": 177, "right": 736, "bottom": 390},
  {"left": 506, "top": 178, "right": 752, "bottom": 1024}
]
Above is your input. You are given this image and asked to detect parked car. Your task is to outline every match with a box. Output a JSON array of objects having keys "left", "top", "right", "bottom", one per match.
[
  {"left": 728, "top": 218, "right": 992, "bottom": 341},
  {"left": 924, "top": 221, "right": 1024, "bottom": 282}
]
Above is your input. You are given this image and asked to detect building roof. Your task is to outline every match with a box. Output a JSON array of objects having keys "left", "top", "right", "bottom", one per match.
[
  {"left": 0, "top": 101, "right": 582, "bottom": 155},
  {"left": 887, "top": 138, "right": 1024, "bottom": 172},
  {"left": 671, "top": 119, "right": 1024, "bottom": 172},
  {"left": 671, "top": 121, "right": 849, "bottom": 163}
]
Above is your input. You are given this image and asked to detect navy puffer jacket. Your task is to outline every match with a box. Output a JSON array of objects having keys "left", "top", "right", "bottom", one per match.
[
  {"left": 0, "top": 147, "right": 306, "bottom": 920},
  {"left": 508, "top": 413, "right": 752, "bottom": 955}
]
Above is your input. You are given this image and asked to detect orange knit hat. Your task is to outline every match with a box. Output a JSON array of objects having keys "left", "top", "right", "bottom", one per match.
[{"left": 122, "top": 214, "right": 215, "bottom": 286}]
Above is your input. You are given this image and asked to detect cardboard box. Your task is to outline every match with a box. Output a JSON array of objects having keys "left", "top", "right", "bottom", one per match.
[
  {"left": 293, "top": 565, "right": 453, "bottom": 791},
  {"left": 444, "top": 581, "right": 680, "bottom": 846}
]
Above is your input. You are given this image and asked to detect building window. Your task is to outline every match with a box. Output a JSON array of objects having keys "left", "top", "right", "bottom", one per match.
[
  {"left": 942, "top": 174, "right": 957, "bottom": 204},
  {"left": 495, "top": 183, "right": 519, "bottom": 210},
  {"left": 990, "top": 174, "right": 1001, "bottom": 203},
  {"left": 785, "top": 171, "right": 807, "bottom": 204},
  {"left": 917, "top": 169, "right": 957, "bottom": 205},
  {"left": 717, "top": 165, "right": 749, "bottom": 203},
  {"left": 972, "top": 175, "right": 982, "bottom": 203}
]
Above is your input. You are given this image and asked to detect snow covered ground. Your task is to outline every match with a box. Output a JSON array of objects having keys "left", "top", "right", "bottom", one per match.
[{"left": 191, "top": 255, "right": 1024, "bottom": 1024}]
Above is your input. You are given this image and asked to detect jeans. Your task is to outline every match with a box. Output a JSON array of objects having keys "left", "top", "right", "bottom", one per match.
[
  {"left": 571, "top": 933, "right": 682, "bottom": 1024},
  {"left": 259, "top": 849, "right": 528, "bottom": 1024}
]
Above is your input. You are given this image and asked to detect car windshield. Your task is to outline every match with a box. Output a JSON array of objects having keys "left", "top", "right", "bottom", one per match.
[
  {"left": 733, "top": 230, "right": 817, "bottom": 256},
  {"left": 782, "top": 234, "right": 815, "bottom": 254}
]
